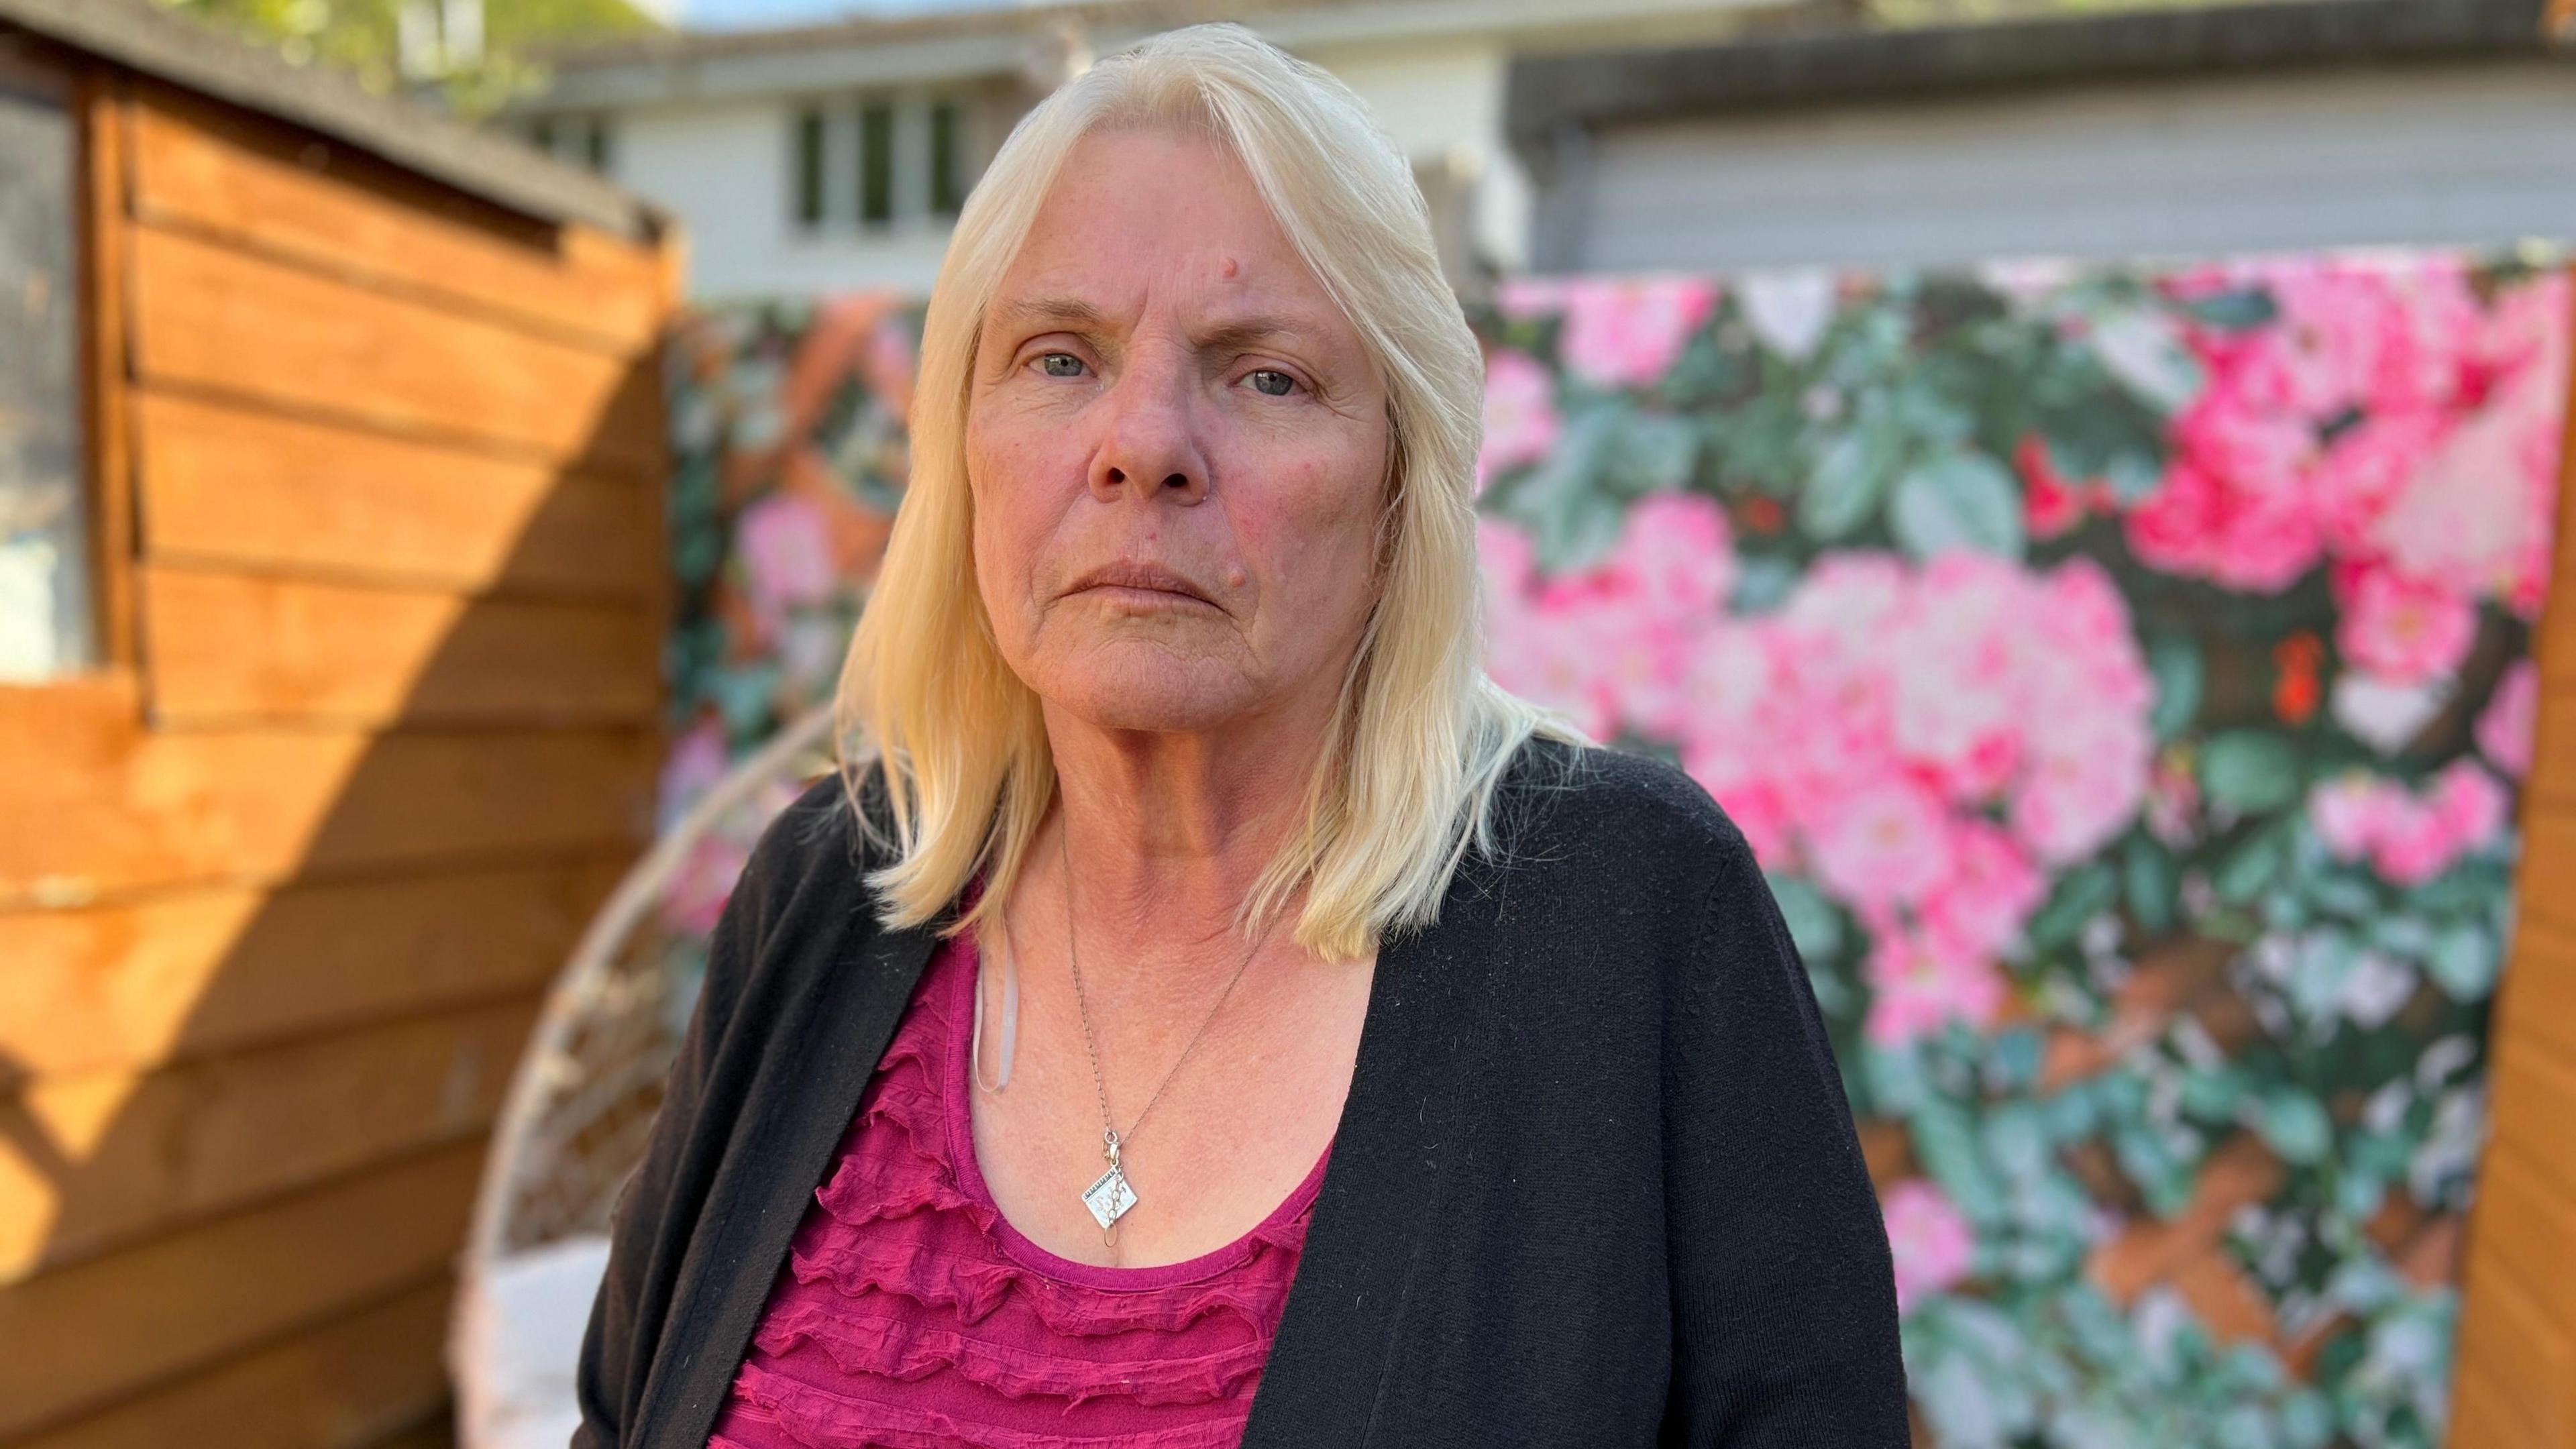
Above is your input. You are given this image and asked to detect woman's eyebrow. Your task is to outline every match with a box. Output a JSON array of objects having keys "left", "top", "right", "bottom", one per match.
[
  {"left": 989, "top": 296, "right": 1323, "bottom": 355},
  {"left": 1191, "top": 315, "right": 1318, "bottom": 355},
  {"left": 991, "top": 295, "right": 1108, "bottom": 337}
]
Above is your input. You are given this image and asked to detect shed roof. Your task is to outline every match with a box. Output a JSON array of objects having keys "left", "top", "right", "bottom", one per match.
[
  {"left": 1508, "top": 0, "right": 2569, "bottom": 149},
  {"left": 0, "top": 0, "right": 663, "bottom": 241}
]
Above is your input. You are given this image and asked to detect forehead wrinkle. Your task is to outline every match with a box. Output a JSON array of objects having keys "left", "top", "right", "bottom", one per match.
[{"left": 991, "top": 290, "right": 1338, "bottom": 357}]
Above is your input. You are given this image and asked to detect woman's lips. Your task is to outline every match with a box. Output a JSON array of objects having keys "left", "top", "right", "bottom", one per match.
[{"left": 1065, "top": 561, "right": 1216, "bottom": 606}]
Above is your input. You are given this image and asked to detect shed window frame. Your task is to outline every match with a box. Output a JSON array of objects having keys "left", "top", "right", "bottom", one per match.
[{"left": 0, "top": 43, "right": 115, "bottom": 688}]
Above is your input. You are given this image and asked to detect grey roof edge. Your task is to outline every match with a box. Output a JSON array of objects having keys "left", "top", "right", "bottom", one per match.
[
  {"left": 0, "top": 0, "right": 665, "bottom": 243},
  {"left": 1506, "top": 0, "right": 2563, "bottom": 152},
  {"left": 523, "top": 0, "right": 1329, "bottom": 75}
]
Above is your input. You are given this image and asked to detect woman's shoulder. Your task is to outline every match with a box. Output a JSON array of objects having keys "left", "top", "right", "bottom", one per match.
[
  {"left": 699, "top": 767, "right": 898, "bottom": 991},
  {"left": 1487, "top": 735, "right": 1759, "bottom": 900}
]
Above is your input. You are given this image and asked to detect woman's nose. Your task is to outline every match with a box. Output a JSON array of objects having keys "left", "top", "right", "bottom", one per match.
[{"left": 1087, "top": 351, "right": 1210, "bottom": 506}]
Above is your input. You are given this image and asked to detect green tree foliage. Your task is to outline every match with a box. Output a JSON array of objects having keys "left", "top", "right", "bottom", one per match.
[{"left": 146, "top": 0, "right": 661, "bottom": 116}]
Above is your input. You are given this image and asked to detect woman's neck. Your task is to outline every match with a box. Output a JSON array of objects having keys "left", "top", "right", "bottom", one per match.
[{"left": 1035, "top": 697, "right": 1326, "bottom": 969}]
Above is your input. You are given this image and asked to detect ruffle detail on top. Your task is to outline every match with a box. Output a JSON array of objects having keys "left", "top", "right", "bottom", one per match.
[
  {"left": 749, "top": 1297, "right": 1275, "bottom": 1407},
  {"left": 707, "top": 928, "right": 1320, "bottom": 1449},
  {"left": 788, "top": 1219, "right": 1294, "bottom": 1338},
  {"left": 794, "top": 967, "right": 1305, "bottom": 1340},
  {"left": 722, "top": 1361, "right": 1261, "bottom": 1449},
  {"left": 812, "top": 1112, "right": 991, "bottom": 1230}
]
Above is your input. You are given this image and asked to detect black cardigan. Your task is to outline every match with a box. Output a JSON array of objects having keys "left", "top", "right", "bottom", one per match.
[{"left": 572, "top": 737, "right": 1909, "bottom": 1447}]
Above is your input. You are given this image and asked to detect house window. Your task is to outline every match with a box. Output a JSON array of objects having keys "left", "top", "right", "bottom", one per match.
[
  {"left": 858, "top": 101, "right": 894, "bottom": 227},
  {"left": 527, "top": 113, "right": 614, "bottom": 176},
  {"left": 930, "top": 99, "right": 963, "bottom": 217},
  {"left": 791, "top": 91, "right": 971, "bottom": 233},
  {"left": 0, "top": 65, "right": 89, "bottom": 682},
  {"left": 793, "top": 107, "right": 826, "bottom": 227}
]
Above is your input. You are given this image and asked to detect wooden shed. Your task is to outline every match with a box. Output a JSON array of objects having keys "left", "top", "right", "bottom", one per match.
[{"left": 0, "top": 1, "right": 678, "bottom": 1442}]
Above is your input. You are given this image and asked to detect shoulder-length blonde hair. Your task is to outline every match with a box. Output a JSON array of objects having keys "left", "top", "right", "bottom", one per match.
[{"left": 833, "top": 19, "right": 1575, "bottom": 961}]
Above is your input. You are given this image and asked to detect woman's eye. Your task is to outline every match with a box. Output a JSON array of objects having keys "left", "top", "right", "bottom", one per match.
[
  {"left": 1246, "top": 368, "right": 1298, "bottom": 398},
  {"left": 1035, "top": 352, "right": 1085, "bottom": 378}
]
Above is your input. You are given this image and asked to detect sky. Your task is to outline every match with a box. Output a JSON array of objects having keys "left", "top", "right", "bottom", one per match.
[{"left": 679, "top": 0, "right": 1026, "bottom": 28}]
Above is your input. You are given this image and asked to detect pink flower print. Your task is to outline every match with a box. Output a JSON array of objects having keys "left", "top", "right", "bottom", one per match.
[
  {"left": 2124, "top": 455, "right": 2228, "bottom": 579},
  {"left": 1921, "top": 820, "right": 2045, "bottom": 962},
  {"left": 657, "top": 717, "right": 733, "bottom": 832},
  {"left": 1494, "top": 275, "right": 1573, "bottom": 323},
  {"left": 2309, "top": 773, "right": 2399, "bottom": 861},
  {"left": 2424, "top": 759, "right": 2510, "bottom": 863},
  {"left": 2311, "top": 411, "right": 2447, "bottom": 555},
  {"left": 2308, "top": 763, "right": 2508, "bottom": 887},
  {"left": 1477, "top": 348, "right": 1560, "bottom": 493},
  {"left": 2333, "top": 563, "right": 2476, "bottom": 686},
  {"left": 2372, "top": 798, "right": 2459, "bottom": 888},
  {"left": 1608, "top": 491, "right": 1737, "bottom": 621},
  {"left": 2123, "top": 449, "right": 2324, "bottom": 594},
  {"left": 1487, "top": 590, "right": 1621, "bottom": 740},
  {"left": 1882, "top": 1179, "right": 1977, "bottom": 1314},
  {"left": 1864, "top": 927, "right": 2008, "bottom": 1048},
  {"left": 661, "top": 829, "right": 753, "bottom": 937},
  {"left": 1807, "top": 771, "right": 1955, "bottom": 916},
  {"left": 862, "top": 315, "right": 919, "bottom": 418},
  {"left": 1477, "top": 516, "right": 1539, "bottom": 600},
  {"left": 2010, "top": 708, "right": 2152, "bottom": 867},
  {"left": 2370, "top": 388, "right": 2555, "bottom": 606},
  {"left": 1677, "top": 624, "right": 1776, "bottom": 786},
  {"left": 1557, "top": 276, "right": 1721, "bottom": 391},
  {"left": 2016, "top": 434, "right": 2098, "bottom": 539},
  {"left": 2145, "top": 747, "right": 2202, "bottom": 846},
  {"left": 735, "top": 492, "right": 839, "bottom": 637},
  {"left": 2477, "top": 659, "right": 2539, "bottom": 778},
  {"left": 2041, "top": 559, "right": 2157, "bottom": 714}
]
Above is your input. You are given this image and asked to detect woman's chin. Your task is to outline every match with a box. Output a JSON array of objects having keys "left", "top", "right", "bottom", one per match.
[{"left": 1032, "top": 653, "right": 1256, "bottom": 735}]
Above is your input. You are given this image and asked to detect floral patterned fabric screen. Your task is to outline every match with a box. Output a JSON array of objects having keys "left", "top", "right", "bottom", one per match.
[{"left": 660, "top": 247, "right": 2569, "bottom": 1447}]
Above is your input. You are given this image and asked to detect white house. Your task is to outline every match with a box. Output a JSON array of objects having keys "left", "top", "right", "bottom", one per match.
[
  {"left": 1505, "top": 0, "right": 2576, "bottom": 273},
  {"left": 508, "top": 0, "right": 1825, "bottom": 301}
]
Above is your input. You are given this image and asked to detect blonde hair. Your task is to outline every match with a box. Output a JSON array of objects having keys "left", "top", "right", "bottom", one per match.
[{"left": 832, "top": 20, "right": 1576, "bottom": 960}]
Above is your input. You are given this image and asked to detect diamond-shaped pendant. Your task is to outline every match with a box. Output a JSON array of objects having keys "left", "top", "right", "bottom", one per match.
[{"left": 1081, "top": 1164, "right": 1138, "bottom": 1231}]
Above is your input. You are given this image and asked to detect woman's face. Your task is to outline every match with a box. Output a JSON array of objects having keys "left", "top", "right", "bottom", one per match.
[{"left": 965, "top": 127, "right": 1391, "bottom": 738}]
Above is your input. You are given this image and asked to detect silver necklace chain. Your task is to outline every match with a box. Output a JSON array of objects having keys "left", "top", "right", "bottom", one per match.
[{"left": 1057, "top": 820, "right": 1274, "bottom": 1242}]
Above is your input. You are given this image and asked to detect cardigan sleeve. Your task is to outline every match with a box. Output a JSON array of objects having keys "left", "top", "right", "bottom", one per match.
[
  {"left": 570, "top": 778, "right": 834, "bottom": 1448},
  {"left": 1662, "top": 822, "right": 1911, "bottom": 1445}
]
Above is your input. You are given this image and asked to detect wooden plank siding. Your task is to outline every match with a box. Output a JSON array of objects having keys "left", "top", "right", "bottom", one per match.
[
  {"left": 127, "top": 223, "right": 662, "bottom": 475},
  {"left": 19, "top": 1276, "right": 457, "bottom": 1449},
  {"left": 140, "top": 566, "right": 659, "bottom": 727},
  {"left": 135, "top": 392, "right": 657, "bottom": 601},
  {"left": 1, "top": 60, "right": 673, "bottom": 1448},
  {"left": 2, "top": 998, "right": 538, "bottom": 1279},
  {"left": 0, "top": 859, "right": 622, "bottom": 1079},
  {"left": 2452, "top": 271, "right": 2576, "bottom": 1449},
  {"left": 124, "top": 83, "right": 663, "bottom": 355},
  {"left": 0, "top": 1140, "right": 488, "bottom": 1438}
]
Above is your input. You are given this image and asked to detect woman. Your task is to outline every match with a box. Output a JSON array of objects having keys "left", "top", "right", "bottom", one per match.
[{"left": 576, "top": 21, "right": 1904, "bottom": 1449}]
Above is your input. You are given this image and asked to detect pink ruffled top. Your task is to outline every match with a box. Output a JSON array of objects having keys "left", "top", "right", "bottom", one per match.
[{"left": 706, "top": 925, "right": 1332, "bottom": 1449}]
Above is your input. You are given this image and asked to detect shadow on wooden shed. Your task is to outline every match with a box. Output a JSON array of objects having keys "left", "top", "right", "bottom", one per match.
[{"left": 0, "top": 68, "right": 674, "bottom": 1449}]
